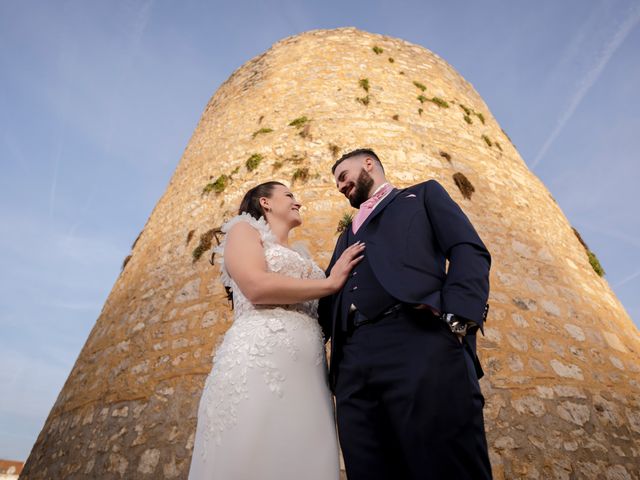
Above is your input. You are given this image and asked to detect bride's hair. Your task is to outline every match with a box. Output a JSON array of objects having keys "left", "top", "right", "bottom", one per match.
[{"left": 238, "top": 181, "right": 285, "bottom": 220}]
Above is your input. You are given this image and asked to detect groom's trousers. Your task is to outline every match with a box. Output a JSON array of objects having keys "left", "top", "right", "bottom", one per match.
[{"left": 334, "top": 307, "right": 492, "bottom": 480}]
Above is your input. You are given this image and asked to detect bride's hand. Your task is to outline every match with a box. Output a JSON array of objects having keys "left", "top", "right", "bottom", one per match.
[{"left": 327, "top": 242, "right": 366, "bottom": 292}]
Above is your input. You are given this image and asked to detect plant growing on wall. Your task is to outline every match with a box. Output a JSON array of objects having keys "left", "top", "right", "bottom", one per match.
[
  {"left": 453, "top": 172, "right": 475, "bottom": 200},
  {"left": 202, "top": 174, "right": 229, "bottom": 195}
]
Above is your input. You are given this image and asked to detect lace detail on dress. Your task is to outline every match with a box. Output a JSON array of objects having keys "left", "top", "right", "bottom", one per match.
[
  {"left": 201, "top": 214, "right": 327, "bottom": 446},
  {"left": 213, "top": 212, "right": 277, "bottom": 289}
]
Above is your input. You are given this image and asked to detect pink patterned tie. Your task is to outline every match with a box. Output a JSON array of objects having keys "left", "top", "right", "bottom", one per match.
[{"left": 352, "top": 183, "right": 392, "bottom": 234}]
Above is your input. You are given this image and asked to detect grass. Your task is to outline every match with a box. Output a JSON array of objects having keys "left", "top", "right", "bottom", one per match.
[
  {"left": 463, "top": 115, "right": 473, "bottom": 125},
  {"left": 572, "top": 227, "right": 605, "bottom": 276},
  {"left": 417, "top": 95, "right": 427, "bottom": 104},
  {"left": 202, "top": 174, "right": 229, "bottom": 195},
  {"left": 459, "top": 104, "right": 472, "bottom": 116},
  {"left": 430, "top": 97, "right": 449, "bottom": 108},
  {"left": 453, "top": 172, "right": 475, "bottom": 200},
  {"left": 413, "top": 81, "right": 426, "bottom": 92},
  {"left": 475, "top": 112, "right": 485, "bottom": 124},
  {"left": 336, "top": 212, "right": 354, "bottom": 234},
  {"left": 291, "top": 167, "right": 309, "bottom": 184},
  {"left": 372, "top": 46, "right": 383, "bottom": 54},
  {"left": 245, "top": 153, "right": 263, "bottom": 172},
  {"left": 359, "top": 78, "right": 370, "bottom": 92},
  {"left": 192, "top": 229, "right": 217, "bottom": 263},
  {"left": 481, "top": 135, "right": 492, "bottom": 147},
  {"left": 418, "top": 108, "right": 423, "bottom": 116},
  {"left": 388, "top": 57, "right": 395, "bottom": 63},
  {"left": 588, "top": 251, "right": 605, "bottom": 276},
  {"left": 439, "top": 151, "right": 452, "bottom": 162},
  {"left": 252, "top": 127, "right": 273, "bottom": 139},
  {"left": 356, "top": 95, "right": 371, "bottom": 106},
  {"left": 289, "top": 116, "right": 308, "bottom": 128},
  {"left": 495, "top": 141, "right": 503, "bottom": 151}
]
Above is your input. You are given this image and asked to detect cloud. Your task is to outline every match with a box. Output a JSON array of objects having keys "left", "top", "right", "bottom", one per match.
[{"left": 531, "top": 4, "right": 640, "bottom": 169}]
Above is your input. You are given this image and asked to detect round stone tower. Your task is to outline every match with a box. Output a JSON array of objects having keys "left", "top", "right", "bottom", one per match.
[{"left": 22, "top": 28, "right": 639, "bottom": 479}]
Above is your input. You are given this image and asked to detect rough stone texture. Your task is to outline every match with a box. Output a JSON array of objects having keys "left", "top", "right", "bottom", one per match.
[{"left": 22, "top": 28, "right": 640, "bottom": 479}]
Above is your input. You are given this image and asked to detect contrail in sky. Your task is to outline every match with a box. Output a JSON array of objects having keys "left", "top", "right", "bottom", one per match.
[{"left": 531, "top": 5, "right": 640, "bottom": 169}]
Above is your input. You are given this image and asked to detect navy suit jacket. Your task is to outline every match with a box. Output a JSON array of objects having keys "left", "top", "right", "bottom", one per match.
[{"left": 319, "top": 180, "right": 491, "bottom": 382}]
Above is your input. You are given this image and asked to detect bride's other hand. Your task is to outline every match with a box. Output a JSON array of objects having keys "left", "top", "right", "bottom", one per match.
[{"left": 327, "top": 242, "right": 365, "bottom": 292}]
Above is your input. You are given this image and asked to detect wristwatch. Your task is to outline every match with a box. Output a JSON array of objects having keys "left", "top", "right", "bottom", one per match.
[{"left": 442, "top": 313, "right": 473, "bottom": 336}]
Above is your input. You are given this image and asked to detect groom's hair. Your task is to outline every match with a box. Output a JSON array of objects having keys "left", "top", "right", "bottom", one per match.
[{"left": 331, "top": 148, "right": 384, "bottom": 174}]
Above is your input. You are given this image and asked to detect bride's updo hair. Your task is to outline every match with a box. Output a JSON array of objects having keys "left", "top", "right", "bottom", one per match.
[{"left": 238, "top": 181, "right": 285, "bottom": 220}]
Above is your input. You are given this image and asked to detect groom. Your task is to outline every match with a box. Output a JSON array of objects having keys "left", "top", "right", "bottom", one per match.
[{"left": 319, "top": 149, "right": 492, "bottom": 480}]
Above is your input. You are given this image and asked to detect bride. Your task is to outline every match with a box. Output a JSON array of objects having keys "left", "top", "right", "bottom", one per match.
[{"left": 188, "top": 181, "right": 365, "bottom": 480}]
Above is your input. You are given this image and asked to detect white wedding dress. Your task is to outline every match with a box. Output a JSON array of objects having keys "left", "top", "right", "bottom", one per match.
[{"left": 188, "top": 214, "right": 340, "bottom": 480}]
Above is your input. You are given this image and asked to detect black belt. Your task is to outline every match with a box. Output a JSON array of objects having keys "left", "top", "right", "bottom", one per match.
[{"left": 348, "top": 303, "right": 406, "bottom": 329}]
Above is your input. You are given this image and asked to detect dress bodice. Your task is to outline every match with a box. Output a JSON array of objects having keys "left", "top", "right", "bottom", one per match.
[{"left": 214, "top": 213, "right": 326, "bottom": 319}]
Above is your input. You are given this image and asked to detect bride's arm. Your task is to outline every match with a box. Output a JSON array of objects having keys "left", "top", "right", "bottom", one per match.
[{"left": 224, "top": 222, "right": 364, "bottom": 305}]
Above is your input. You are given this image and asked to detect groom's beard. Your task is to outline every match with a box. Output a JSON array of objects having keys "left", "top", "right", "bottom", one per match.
[{"left": 347, "top": 168, "right": 375, "bottom": 208}]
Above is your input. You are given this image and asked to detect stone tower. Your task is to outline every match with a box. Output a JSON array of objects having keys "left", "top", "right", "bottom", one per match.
[{"left": 23, "top": 28, "right": 639, "bottom": 479}]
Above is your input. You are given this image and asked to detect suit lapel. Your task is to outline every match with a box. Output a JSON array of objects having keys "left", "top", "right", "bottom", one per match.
[{"left": 358, "top": 188, "right": 402, "bottom": 233}]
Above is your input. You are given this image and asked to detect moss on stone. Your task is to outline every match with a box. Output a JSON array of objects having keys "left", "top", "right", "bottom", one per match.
[
  {"left": 202, "top": 175, "right": 229, "bottom": 195},
  {"left": 482, "top": 135, "right": 493, "bottom": 147},
  {"left": 572, "top": 227, "right": 605, "bottom": 276},
  {"left": 186, "top": 229, "right": 195, "bottom": 245},
  {"left": 459, "top": 104, "right": 472, "bottom": 116},
  {"left": 417, "top": 95, "right": 427, "bottom": 104},
  {"left": 359, "top": 78, "right": 370, "bottom": 92},
  {"left": 252, "top": 127, "right": 273, "bottom": 139},
  {"left": 192, "top": 228, "right": 218, "bottom": 263},
  {"left": 453, "top": 172, "right": 475, "bottom": 199},
  {"left": 372, "top": 46, "right": 383, "bottom": 54},
  {"left": 245, "top": 153, "right": 263, "bottom": 172},
  {"left": 356, "top": 95, "right": 370, "bottom": 106},
  {"left": 588, "top": 251, "right": 605, "bottom": 277},
  {"left": 440, "top": 151, "right": 452, "bottom": 162},
  {"left": 430, "top": 97, "right": 449, "bottom": 108},
  {"left": 413, "top": 81, "right": 427, "bottom": 92},
  {"left": 292, "top": 167, "right": 310, "bottom": 184},
  {"left": 329, "top": 144, "right": 341, "bottom": 158},
  {"left": 288, "top": 116, "right": 308, "bottom": 128},
  {"left": 463, "top": 114, "right": 473, "bottom": 125}
]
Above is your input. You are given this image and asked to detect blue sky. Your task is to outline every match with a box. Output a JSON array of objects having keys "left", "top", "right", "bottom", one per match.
[{"left": 1, "top": 0, "right": 639, "bottom": 461}]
